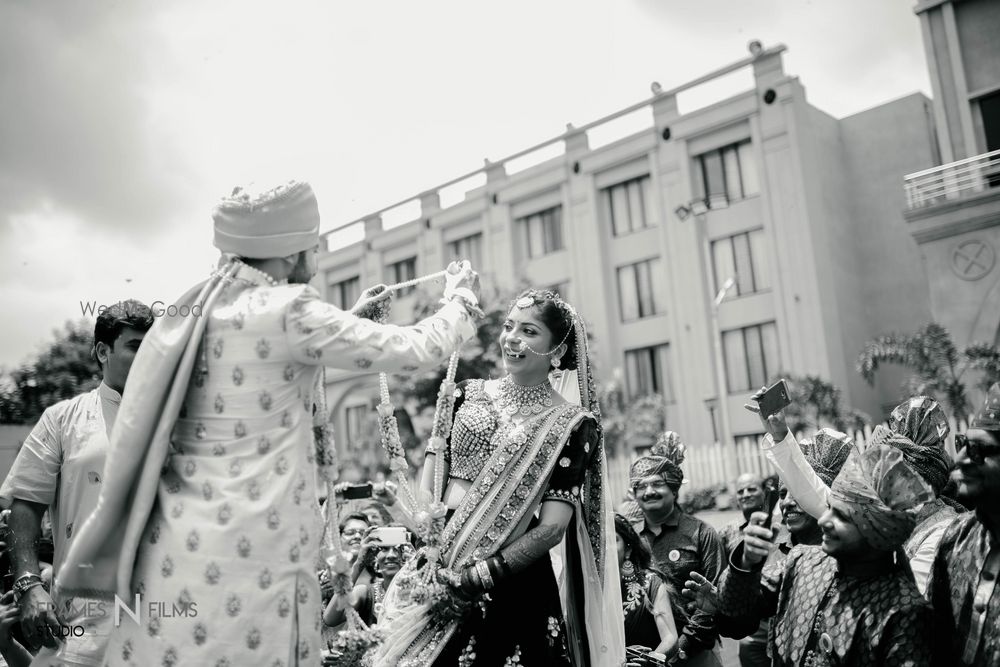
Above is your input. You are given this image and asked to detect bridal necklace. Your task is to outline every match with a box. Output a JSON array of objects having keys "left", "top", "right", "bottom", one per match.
[{"left": 498, "top": 374, "right": 554, "bottom": 418}]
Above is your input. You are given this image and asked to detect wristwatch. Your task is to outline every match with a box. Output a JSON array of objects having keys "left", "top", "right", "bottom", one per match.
[{"left": 12, "top": 573, "right": 43, "bottom": 604}]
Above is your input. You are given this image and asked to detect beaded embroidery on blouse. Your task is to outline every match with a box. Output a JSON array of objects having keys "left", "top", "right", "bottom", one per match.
[{"left": 449, "top": 380, "right": 499, "bottom": 482}]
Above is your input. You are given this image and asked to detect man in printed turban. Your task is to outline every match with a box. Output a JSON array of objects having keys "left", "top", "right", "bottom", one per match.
[
  {"left": 628, "top": 432, "right": 725, "bottom": 666},
  {"left": 55, "top": 180, "right": 483, "bottom": 667},
  {"left": 716, "top": 405, "right": 934, "bottom": 665}
]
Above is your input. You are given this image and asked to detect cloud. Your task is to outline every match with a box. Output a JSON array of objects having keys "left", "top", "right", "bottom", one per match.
[{"left": 0, "top": 2, "right": 199, "bottom": 239}]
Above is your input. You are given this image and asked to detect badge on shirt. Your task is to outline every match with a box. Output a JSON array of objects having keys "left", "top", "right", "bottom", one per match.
[{"left": 668, "top": 549, "right": 681, "bottom": 562}]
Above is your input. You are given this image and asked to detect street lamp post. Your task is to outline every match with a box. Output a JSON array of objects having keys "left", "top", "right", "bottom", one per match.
[
  {"left": 710, "top": 275, "right": 738, "bottom": 485},
  {"left": 675, "top": 200, "right": 739, "bottom": 486}
]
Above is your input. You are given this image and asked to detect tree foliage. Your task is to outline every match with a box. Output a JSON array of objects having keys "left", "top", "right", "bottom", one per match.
[
  {"left": 394, "top": 288, "right": 507, "bottom": 420},
  {"left": 0, "top": 320, "right": 100, "bottom": 424},
  {"left": 856, "top": 322, "right": 1000, "bottom": 424}
]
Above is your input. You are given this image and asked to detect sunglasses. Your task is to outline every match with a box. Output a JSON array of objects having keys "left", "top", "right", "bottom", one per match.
[{"left": 956, "top": 434, "right": 1000, "bottom": 464}]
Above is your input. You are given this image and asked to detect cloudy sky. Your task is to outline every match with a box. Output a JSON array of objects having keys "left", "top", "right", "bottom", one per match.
[{"left": 0, "top": 0, "right": 930, "bottom": 369}]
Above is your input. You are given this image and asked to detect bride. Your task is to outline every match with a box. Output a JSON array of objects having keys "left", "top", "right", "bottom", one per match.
[{"left": 374, "top": 289, "right": 625, "bottom": 666}]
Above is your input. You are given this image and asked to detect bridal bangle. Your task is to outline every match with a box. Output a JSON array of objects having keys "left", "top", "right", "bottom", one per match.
[{"left": 475, "top": 561, "right": 495, "bottom": 590}]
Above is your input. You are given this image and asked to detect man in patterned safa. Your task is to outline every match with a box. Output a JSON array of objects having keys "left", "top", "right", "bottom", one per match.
[{"left": 708, "top": 404, "right": 935, "bottom": 665}]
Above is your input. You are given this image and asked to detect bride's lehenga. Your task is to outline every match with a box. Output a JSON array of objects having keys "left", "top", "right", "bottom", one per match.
[
  {"left": 433, "top": 379, "right": 597, "bottom": 665},
  {"left": 376, "top": 367, "right": 625, "bottom": 667}
]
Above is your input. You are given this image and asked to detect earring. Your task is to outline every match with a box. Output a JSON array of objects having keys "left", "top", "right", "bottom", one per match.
[
  {"left": 551, "top": 356, "right": 561, "bottom": 369},
  {"left": 621, "top": 560, "right": 636, "bottom": 579}
]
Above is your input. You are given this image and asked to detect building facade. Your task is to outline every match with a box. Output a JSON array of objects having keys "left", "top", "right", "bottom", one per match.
[
  {"left": 317, "top": 45, "right": 939, "bottom": 466},
  {"left": 904, "top": 0, "right": 1000, "bottom": 371}
]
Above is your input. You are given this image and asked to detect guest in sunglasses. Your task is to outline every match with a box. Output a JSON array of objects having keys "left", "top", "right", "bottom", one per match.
[{"left": 928, "top": 383, "right": 1000, "bottom": 666}]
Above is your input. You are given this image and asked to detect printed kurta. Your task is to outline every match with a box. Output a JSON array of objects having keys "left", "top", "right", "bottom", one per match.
[
  {"left": 0, "top": 382, "right": 121, "bottom": 666},
  {"left": 928, "top": 512, "right": 1000, "bottom": 666},
  {"left": 102, "top": 268, "right": 475, "bottom": 667},
  {"left": 719, "top": 544, "right": 932, "bottom": 666}
]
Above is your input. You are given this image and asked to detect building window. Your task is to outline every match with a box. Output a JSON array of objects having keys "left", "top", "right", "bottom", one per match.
[
  {"left": 722, "top": 321, "right": 779, "bottom": 393},
  {"left": 617, "top": 258, "right": 665, "bottom": 321},
  {"left": 693, "top": 140, "right": 759, "bottom": 209},
  {"left": 602, "top": 176, "right": 653, "bottom": 236},
  {"left": 387, "top": 257, "right": 417, "bottom": 296},
  {"left": 711, "top": 229, "right": 772, "bottom": 298},
  {"left": 344, "top": 404, "right": 369, "bottom": 454},
  {"left": 625, "top": 344, "right": 674, "bottom": 402},
  {"left": 517, "top": 206, "right": 564, "bottom": 259},
  {"left": 448, "top": 233, "right": 483, "bottom": 268},
  {"left": 329, "top": 275, "right": 360, "bottom": 310}
]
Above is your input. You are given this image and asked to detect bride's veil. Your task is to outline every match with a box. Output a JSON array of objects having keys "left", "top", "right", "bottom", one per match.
[{"left": 551, "top": 315, "right": 626, "bottom": 666}]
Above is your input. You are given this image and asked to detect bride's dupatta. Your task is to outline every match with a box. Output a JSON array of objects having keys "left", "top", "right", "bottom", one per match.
[{"left": 376, "top": 318, "right": 625, "bottom": 667}]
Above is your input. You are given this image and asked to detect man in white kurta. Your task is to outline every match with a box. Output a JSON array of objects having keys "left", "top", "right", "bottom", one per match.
[
  {"left": 1, "top": 300, "right": 153, "bottom": 666},
  {"left": 83, "top": 181, "right": 481, "bottom": 667}
]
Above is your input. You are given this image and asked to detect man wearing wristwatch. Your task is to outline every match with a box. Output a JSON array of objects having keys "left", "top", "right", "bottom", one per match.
[{"left": 1, "top": 300, "right": 154, "bottom": 666}]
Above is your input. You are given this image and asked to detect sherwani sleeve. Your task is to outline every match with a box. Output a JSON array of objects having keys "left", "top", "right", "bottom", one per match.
[
  {"left": 717, "top": 543, "right": 781, "bottom": 639},
  {"left": 285, "top": 286, "right": 477, "bottom": 372},
  {"left": 760, "top": 432, "right": 830, "bottom": 519},
  {"left": 879, "top": 605, "right": 934, "bottom": 667},
  {"left": 909, "top": 521, "right": 949, "bottom": 597}
]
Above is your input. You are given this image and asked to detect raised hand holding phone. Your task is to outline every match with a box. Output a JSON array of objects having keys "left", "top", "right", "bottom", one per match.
[
  {"left": 745, "top": 381, "right": 791, "bottom": 442},
  {"left": 740, "top": 511, "right": 776, "bottom": 569}
]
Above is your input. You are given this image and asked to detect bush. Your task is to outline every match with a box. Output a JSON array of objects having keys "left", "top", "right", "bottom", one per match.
[{"left": 679, "top": 483, "right": 735, "bottom": 513}]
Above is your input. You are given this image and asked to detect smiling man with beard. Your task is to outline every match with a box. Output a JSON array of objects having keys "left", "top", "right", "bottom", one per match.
[
  {"left": 629, "top": 432, "right": 724, "bottom": 666},
  {"left": 928, "top": 383, "right": 1000, "bottom": 666}
]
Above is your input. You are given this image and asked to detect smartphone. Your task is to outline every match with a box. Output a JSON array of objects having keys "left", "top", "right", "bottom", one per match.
[
  {"left": 371, "top": 526, "right": 408, "bottom": 547},
  {"left": 757, "top": 379, "right": 791, "bottom": 419},
  {"left": 342, "top": 483, "right": 373, "bottom": 500},
  {"left": 760, "top": 479, "right": 781, "bottom": 531}
]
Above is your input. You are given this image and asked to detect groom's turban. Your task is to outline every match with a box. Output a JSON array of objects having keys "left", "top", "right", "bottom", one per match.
[{"left": 213, "top": 180, "right": 321, "bottom": 259}]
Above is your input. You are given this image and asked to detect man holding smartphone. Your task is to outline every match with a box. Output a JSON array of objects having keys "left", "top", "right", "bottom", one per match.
[{"left": 712, "top": 395, "right": 934, "bottom": 665}]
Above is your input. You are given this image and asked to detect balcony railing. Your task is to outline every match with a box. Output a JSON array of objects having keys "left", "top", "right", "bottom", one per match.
[{"left": 904, "top": 149, "right": 1000, "bottom": 210}]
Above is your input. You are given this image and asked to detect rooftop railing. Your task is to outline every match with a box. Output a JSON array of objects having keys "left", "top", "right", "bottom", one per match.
[
  {"left": 904, "top": 149, "right": 1000, "bottom": 210},
  {"left": 320, "top": 44, "right": 787, "bottom": 248}
]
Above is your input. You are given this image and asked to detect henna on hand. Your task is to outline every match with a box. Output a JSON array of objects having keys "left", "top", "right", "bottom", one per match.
[{"left": 498, "top": 523, "right": 566, "bottom": 574}]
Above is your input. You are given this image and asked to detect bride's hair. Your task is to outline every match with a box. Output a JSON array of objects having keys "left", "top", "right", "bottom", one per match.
[{"left": 507, "top": 289, "right": 579, "bottom": 371}]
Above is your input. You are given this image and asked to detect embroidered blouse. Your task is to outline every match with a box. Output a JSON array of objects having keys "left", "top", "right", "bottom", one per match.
[{"left": 447, "top": 379, "right": 598, "bottom": 501}]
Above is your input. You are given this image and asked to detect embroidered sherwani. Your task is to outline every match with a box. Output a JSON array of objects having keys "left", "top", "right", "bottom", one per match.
[
  {"left": 719, "top": 544, "right": 932, "bottom": 666},
  {"left": 103, "top": 267, "right": 475, "bottom": 667},
  {"left": 0, "top": 383, "right": 122, "bottom": 666},
  {"left": 928, "top": 512, "right": 1000, "bottom": 666}
]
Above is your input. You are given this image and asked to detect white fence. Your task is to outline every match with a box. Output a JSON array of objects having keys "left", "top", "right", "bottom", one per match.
[{"left": 605, "top": 417, "right": 967, "bottom": 505}]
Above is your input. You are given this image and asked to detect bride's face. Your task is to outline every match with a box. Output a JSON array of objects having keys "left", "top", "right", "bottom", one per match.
[{"left": 500, "top": 306, "right": 557, "bottom": 380}]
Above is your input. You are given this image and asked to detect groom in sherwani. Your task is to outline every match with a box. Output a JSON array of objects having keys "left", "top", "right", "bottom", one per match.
[{"left": 57, "top": 180, "right": 482, "bottom": 667}]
